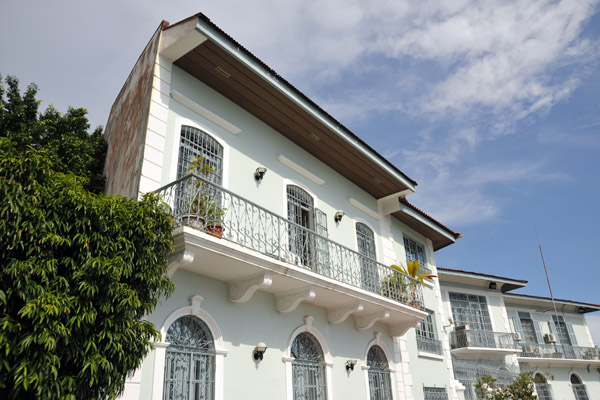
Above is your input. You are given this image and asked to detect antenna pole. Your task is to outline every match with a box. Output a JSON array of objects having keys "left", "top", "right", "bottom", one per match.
[{"left": 534, "top": 225, "right": 559, "bottom": 338}]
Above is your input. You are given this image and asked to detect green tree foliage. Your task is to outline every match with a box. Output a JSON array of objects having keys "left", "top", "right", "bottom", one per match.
[
  {"left": 0, "top": 75, "right": 107, "bottom": 193},
  {"left": 474, "top": 372, "right": 540, "bottom": 400},
  {"left": 0, "top": 82, "right": 175, "bottom": 397}
]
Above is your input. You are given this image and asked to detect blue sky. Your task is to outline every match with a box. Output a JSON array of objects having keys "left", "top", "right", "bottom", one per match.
[{"left": 2, "top": 1, "right": 599, "bottom": 339}]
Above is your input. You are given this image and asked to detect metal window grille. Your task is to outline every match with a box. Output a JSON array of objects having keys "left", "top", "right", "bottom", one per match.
[
  {"left": 177, "top": 126, "right": 223, "bottom": 183},
  {"left": 449, "top": 292, "right": 493, "bottom": 332},
  {"left": 416, "top": 311, "right": 443, "bottom": 354},
  {"left": 163, "top": 316, "right": 215, "bottom": 400},
  {"left": 287, "top": 186, "right": 315, "bottom": 268},
  {"left": 571, "top": 375, "right": 589, "bottom": 400},
  {"left": 292, "top": 332, "right": 327, "bottom": 400},
  {"left": 423, "top": 387, "right": 448, "bottom": 400},
  {"left": 367, "top": 345, "right": 392, "bottom": 400},
  {"left": 356, "top": 223, "right": 379, "bottom": 293},
  {"left": 535, "top": 383, "right": 553, "bottom": 400},
  {"left": 403, "top": 237, "right": 429, "bottom": 274}
]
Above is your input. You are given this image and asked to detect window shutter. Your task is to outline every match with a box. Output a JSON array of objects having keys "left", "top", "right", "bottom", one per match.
[
  {"left": 566, "top": 323, "right": 578, "bottom": 346},
  {"left": 549, "top": 320, "right": 561, "bottom": 344},
  {"left": 512, "top": 317, "right": 524, "bottom": 338},
  {"left": 533, "top": 320, "right": 544, "bottom": 344},
  {"left": 313, "top": 208, "right": 330, "bottom": 276}
]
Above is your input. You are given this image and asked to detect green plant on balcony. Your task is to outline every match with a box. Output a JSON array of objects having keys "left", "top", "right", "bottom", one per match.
[
  {"left": 383, "top": 261, "right": 436, "bottom": 308},
  {"left": 184, "top": 156, "right": 226, "bottom": 236}
]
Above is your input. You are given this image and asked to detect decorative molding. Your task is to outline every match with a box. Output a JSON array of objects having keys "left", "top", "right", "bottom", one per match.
[
  {"left": 167, "top": 249, "right": 195, "bottom": 277},
  {"left": 355, "top": 311, "right": 390, "bottom": 330},
  {"left": 170, "top": 90, "right": 241, "bottom": 134},
  {"left": 228, "top": 273, "right": 273, "bottom": 303},
  {"left": 389, "top": 320, "right": 422, "bottom": 337},
  {"left": 277, "top": 155, "right": 325, "bottom": 185},
  {"left": 190, "top": 295, "right": 204, "bottom": 315},
  {"left": 348, "top": 197, "right": 380, "bottom": 220},
  {"left": 327, "top": 303, "right": 364, "bottom": 324},
  {"left": 275, "top": 287, "right": 316, "bottom": 313}
]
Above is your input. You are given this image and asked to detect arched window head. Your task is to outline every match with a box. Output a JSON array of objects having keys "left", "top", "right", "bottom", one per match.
[
  {"left": 291, "top": 332, "right": 326, "bottom": 399},
  {"left": 367, "top": 345, "right": 392, "bottom": 400},
  {"left": 571, "top": 374, "right": 589, "bottom": 400},
  {"left": 164, "top": 316, "right": 215, "bottom": 400}
]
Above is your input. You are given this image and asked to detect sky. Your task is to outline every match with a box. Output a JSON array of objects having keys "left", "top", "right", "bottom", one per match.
[{"left": 2, "top": 1, "right": 599, "bottom": 341}]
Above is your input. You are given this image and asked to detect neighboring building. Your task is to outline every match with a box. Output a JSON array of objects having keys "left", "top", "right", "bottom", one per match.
[
  {"left": 104, "top": 13, "right": 461, "bottom": 400},
  {"left": 103, "top": 13, "right": 599, "bottom": 400},
  {"left": 438, "top": 268, "right": 600, "bottom": 400}
]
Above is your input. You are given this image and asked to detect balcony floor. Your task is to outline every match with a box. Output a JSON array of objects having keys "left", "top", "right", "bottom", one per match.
[{"left": 170, "top": 227, "right": 427, "bottom": 337}]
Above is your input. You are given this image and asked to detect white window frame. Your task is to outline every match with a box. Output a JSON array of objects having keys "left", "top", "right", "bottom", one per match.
[
  {"left": 152, "top": 295, "right": 228, "bottom": 400},
  {"left": 283, "top": 316, "right": 333, "bottom": 400}
]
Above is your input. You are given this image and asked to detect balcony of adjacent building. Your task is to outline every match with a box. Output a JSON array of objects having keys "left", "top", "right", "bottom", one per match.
[
  {"left": 517, "top": 341, "right": 600, "bottom": 368},
  {"left": 449, "top": 326, "right": 522, "bottom": 359},
  {"left": 155, "top": 174, "right": 427, "bottom": 336}
]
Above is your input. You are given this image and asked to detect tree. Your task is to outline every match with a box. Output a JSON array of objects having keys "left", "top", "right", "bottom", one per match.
[
  {"left": 0, "top": 75, "right": 107, "bottom": 193},
  {"left": 474, "top": 372, "right": 540, "bottom": 400},
  {"left": 0, "top": 78, "right": 175, "bottom": 399}
]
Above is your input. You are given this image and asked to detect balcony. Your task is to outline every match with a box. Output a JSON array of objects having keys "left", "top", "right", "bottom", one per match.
[
  {"left": 453, "top": 360, "right": 517, "bottom": 400},
  {"left": 449, "top": 328, "right": 521, "bottom": 359},
  {"left": 155, "top": 174, "right": 427, "bottom": 336},
  {"left": 517, "top": 343, "right": 600, "bottom": 368}
]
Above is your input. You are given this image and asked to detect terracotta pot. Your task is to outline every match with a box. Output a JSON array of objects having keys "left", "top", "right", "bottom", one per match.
[{"left": 206, "top": 224, "right": 223, "bottom": 238}]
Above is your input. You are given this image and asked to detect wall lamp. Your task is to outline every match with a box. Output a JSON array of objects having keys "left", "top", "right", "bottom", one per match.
[
  {"left": 254, "top": 167, "right": 267, "bottom": 182},
  {"left": 253, "top": 342, "right": 267, "bottom": 361},
  {"left": 578, "top": 307, "right": 586, "bottom": 314},
  {"left": 488, "top": 282, "right": 497, "bottom": 290},
  {"left": 345, "top": 360, "right": 357, "bottom": 371},
  {"left": 334, "top": 211, "right": 345, "bottom": 223}
]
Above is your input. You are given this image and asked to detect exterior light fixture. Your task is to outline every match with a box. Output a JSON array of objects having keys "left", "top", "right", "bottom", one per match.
[
  {"left": 578, "top": 307, "right": 586, "bottom": 314},
  {"left": 346, "top": 360, "right": 357, "bottom": 371},
  {"left": 334, "top": 211, "right": 345, "bottom": 223},
  {"left": 254, "top": 167, "right": 267, "bottom": 182},
  {"left": 253, "top": 342, "right": 267, "bottom": 360},
  {"left": 488, "top": 282, "right": 497, "bottom": 290}
]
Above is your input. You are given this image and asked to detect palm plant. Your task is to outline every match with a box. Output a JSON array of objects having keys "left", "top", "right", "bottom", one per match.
[{"left": 185, "top": 156, "right": 226, "bottom": 232}]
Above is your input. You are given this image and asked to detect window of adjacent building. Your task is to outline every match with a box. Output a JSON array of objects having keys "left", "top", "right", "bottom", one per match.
[
  {"left": 416, "top": 310, "right": 442, "bottom": 355},
  {"left": 291, "top": 332, "right": 327, "bottom": 400},
  {"left": 551, "top": 315, "right": 577, "bottom": 345},
  {"left": 177, "top": 125, "right": 223, "bottom": 184},
  {"left": 356, "top": 223, "right": 379, "bottom": 292},
  {"left": 513, "top": 311, "right": 543, "bottom": 344},
  {"left": 449, "top": 292, "right": 494, "bottom": 347},
  {"left": 163, "top": 316, "right": 215, "bottom": 400},
  {"left": 367, "top": 345, "right": 392, "bottom": 400},
  {"left": 570, "top": 374, "right": 589, "bottom": 400},
  {"left": 535, "top": 373, "right": 553, "bottom": 400},
  {"left": 423, "top": 387, "right": 448, "bottom": 400}
]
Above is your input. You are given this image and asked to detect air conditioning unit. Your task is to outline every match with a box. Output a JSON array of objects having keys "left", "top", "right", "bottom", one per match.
[
  {"left": 455, "top": 324, "right": 470, "bottom": 331},
  {"left": 544, "top": 333, "right": 557, "bottom": 343},
  {"left": 523, "top": 344, "right": 535, "bottom": 353},
  {"left": 513, "top": 332, "right": 522, "bottom": 342}
]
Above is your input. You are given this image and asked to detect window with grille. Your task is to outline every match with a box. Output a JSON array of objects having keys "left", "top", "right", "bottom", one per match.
[
  {"left": 367, "top": 345, "right": 392, "bottom": 400},
  {"left": 291, "top": 332, "right": 327, "bottom": 400},
  {"left": 177, "top": 125, "right": 223, "bottom": 184},
  {"left": 163, "top": 316, "right": 215, "bottom": 400},
  {"left": 535, "top": 373, "right": 553, "bottom": 400},
  {"left": 404, "top": 237, "right": 425, "bottom": 264},
  {"left": 416, "top": 310, "right": 442, "bottom": 355},
  {"left": 423, "top": 387, "right": 448, "bottom": 400},
  {"left": 287, "top": 186, "right": 314, "bottom": 268},
  {"left": 570, "top": 374, "right": 589, "bottom": 400},
  {"left": 449, "top": 292, "right": 494, "bottom": 348},
  {"left": 356, "top": 223, "right": 378, "bottom": 292}
]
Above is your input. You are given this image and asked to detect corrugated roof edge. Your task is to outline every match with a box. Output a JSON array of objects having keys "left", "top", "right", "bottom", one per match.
[
  {"left": 400, "top": 199, "right": 461, "bottom": 239},
  {"left": 504, "top": 293, "right": 600, "bottom": 312},
  {"left": 437, "top": 267, "right": 528, "bottom": 284},
  {"left": 164, "top": 12, "right": 418, "bottom": 188}
]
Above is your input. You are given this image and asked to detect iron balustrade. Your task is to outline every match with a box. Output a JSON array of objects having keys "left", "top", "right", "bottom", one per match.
[
  {"left": 452, "top": 360, "right": 517, "bottom": 400},
  {"left": 156, "top": 174, "right": 424, "bottom": 309},
  {"left": 449, "top": 330, "right": 517, "bottom": 350},
  {"left": 416, "top": 336, "right": 443, "bottom": 355},
  {"left": 423, "top": 387, "right": 448, "bottom": 400},
  {"left": 519, "top": 343, "right": 600, "bottom": 361}
]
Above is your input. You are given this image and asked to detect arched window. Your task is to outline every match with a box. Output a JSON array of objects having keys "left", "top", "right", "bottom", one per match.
[
  {"left": 356, "top": 222, "right": 378, "bottom": 292},
  {"left": 291, "top": 332, "right": 327, "bottom": 400},
  {"left": 570, "top": 374, "right": 589, "bottom": 400},
  {"left": 534, "top": 373, "right": 553, "bottom": 400},
  {"left": 177, "top": 125, "right": 223, "bottom": 184},
  {"left": 163, "top": 316, "right": 215, "bottom": 400},
  {"left": 367, "top": 345, "right": 392, "bottom": 400}
]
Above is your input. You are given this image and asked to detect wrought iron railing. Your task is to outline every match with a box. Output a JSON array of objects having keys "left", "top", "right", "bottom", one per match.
[
  {"left": 416, "top": 336, "right": 443, "bottom": 355},
  {"left": 156, "top": 174, "right": 424, "bottom": 309},
  {"left": 449, "top": 329, "right": 518, "bottom": 349},
  {"left": 519, "top": 343, "right": 600, "bottom": 361},
  {"left": 452, "top": 360, "right": 517, "bottom": 400},
  {"left": 423, "top": 387, "right": 448, "bottom": 400}
]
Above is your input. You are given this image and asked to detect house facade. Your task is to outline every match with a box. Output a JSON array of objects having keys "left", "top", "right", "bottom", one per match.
[{"left": 103, "top": 13, "right": 599, "bottom": 400}]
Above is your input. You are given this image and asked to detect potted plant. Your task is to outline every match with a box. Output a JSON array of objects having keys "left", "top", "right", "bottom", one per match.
[
  {"left": 183, "top": 156, "right": 226, "bottom": 237},
  {"left": 387, "top": 260, "right": 436, "bottom": 308}
]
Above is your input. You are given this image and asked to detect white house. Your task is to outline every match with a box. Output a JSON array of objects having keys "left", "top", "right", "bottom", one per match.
[
  {"left": 104, "top": 13, "right": 461, "bottom": 400},
  {"left": 103, "top": 12, "right": 599, "bottom": 400}
]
